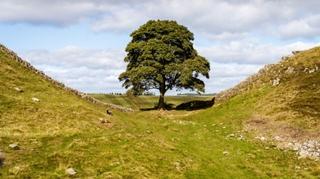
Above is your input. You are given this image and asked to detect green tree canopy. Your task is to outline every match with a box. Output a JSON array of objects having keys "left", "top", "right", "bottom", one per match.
[{"left": 119, "top": 20, "right": 210, "bottom": 109}]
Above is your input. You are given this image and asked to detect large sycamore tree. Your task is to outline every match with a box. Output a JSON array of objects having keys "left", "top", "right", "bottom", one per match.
[{"left": 119, "top": 20, "right": 210, "bottom": 109}]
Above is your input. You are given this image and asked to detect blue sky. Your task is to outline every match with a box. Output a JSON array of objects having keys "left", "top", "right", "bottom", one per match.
[{"left": 1, "top": 0, "right": 319, "bottom": 94}]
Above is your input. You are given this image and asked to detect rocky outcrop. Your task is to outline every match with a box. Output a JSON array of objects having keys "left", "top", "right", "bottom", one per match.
[{"left": 0, "top": 44, "right": 133, "bottom": 112}]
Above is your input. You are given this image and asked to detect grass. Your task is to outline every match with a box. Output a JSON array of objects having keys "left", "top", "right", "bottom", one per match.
[
  {"left": 217, "top": 46, "right": 320, "bottom": 134},
  {"left": 0, "top": 45, "right": 320, "bottom": 178},
  {"left": 89, "top": 94, "right": 213, "bottom": 110}
]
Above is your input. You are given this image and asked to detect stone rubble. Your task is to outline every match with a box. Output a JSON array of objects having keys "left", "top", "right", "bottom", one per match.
[
  {"left": 285, "top": 67, "right": 294, "bottom": 74},
  {"left": 172, "top": 120, "right": 195, "bottom": 125},
  {"left": 255, "top": 136, "right": 267, "bottom": 141},
  {"left": 255, "top": 135, "right": 320, "bottom": 160},
  {"left": 290, "top": 140, "right": 320, "bottom": 160}
]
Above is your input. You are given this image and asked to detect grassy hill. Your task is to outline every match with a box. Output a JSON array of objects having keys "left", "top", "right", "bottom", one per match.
[
  {"left": 216, "top": 47, "right": 320, "bottom": 152},
  {"left": 0, "top": 44, "right": 319, "bottom": 178}
]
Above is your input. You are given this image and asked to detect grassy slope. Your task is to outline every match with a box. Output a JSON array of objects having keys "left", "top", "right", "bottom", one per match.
[
  {"left": 0, "top": 46, "right": 319, "bottom": 178},
  {"left": 217, "top": 47, "right": 320, "bottom": 134},
  {"left": 89, "top": 94, "right": 213, "bottom": 110}
]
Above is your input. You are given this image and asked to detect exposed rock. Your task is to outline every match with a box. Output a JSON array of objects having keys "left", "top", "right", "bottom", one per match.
[
  {"left": 223, "top": 151, "right": 229, "bottom": 155},
  {"left": 308, "top": 69, "right": 315, "bottom": 74},
  {"left": 285, "top": 67, "right": 294, "bottom": 74},
  {"left": 9, "top": 143, "right": 19, "bottom": 150},
  {"left": 99, "top": 118, "right": 110, "bottom": 124},
  {"left": 255, "top": 136, "right": 266, "bottom": 141},
  {"left": 292, "top": 51, "right": 301, "bottom": 55},
  {"left": 66, "top": 168, "right": 77, "bottom": 176},
  {"left": 0, "top": 151, "right": 5, "bottom": 167},
  {"left": 32, "top": 97, "right": 40, "bottom": 102},
  {"left": 272, "top": 78, "right": 280, "bottom": 86},
  {"left": 237, "top": 135, "right": 245, "bottom": 141},
  {"left": 173, "top": 120, "right": 195, "bottom": 125},
  {"left": 294, "top": 140, "right": 320, "bottom": 160},
  {"left": 173, "top": 162, "right": 182, "bottom": 171},
  {"left": 14, "top": 87, "right": 23, "bottom": 92}
]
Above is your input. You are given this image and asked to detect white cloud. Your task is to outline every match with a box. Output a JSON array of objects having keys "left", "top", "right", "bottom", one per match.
[
  {"left": 279, "top": 15, "right": 320, "bottom": 38},
  {"left": 19, "top": 40, "right": 319, "bottom": 93},
  {"left": 1, "top": 0, "right": 320, "bottom": 39},
  {"left": 3, "top": 0, "right": 320, "bottom": 93},
  {"left": 198, "top": 40, "right": 320, "bottom": 64},
  {"left": 21, "top": 46, "right": 126, "bottom": 93}
]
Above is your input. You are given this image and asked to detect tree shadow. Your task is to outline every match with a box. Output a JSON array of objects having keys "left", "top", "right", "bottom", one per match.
[
  {"left": 139, "top": 97, "right": 215, "bottom": 111},
  {"left": 140, "top": 103, "right": 175, "bottom": 111},
  {"left": 175, "top": 97, "right": 215, "bottom": 111}
]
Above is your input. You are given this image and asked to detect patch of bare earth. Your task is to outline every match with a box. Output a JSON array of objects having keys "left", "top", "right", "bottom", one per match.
[{"left": 245, "top": 115, "right": 320, "bottom": 160}]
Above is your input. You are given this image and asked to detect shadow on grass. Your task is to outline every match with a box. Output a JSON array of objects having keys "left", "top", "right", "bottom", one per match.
[
  {"left": 175, "top": 97, "right": 215, "bottom": 111},
  {"left": 140, "top": 97, "right": 215, "bottom": 111},
  {"left": 140, "top": 103, "right": 175, "bottom": 111}
]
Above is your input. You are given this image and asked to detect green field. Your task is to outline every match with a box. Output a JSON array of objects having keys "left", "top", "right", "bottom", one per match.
[
  {"left": 1, "top": 45, "right": 320, "bottom": 178},
  {"left": 89, "top": 94, "right": 213, "bottom": 110}
]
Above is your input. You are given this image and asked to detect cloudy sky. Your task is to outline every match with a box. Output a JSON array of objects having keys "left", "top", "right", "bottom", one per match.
[{"left": 1, "top": 0, "right": 320, "bottom": 94}]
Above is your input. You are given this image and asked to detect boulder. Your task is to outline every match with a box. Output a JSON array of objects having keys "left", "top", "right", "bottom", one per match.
[
  {"left": 99, "top": 118, "right": 110, "bottom": 124},
  {"left": 32, "top": 97, "right": 40, "bottom": 102},
  {"left": 272, "top": 78, "right": 280, "bottom": 86},
  {"left": 14, "top": 87, "right": 23, "bottom": 92},
  {"left": 9, "top": 143, "right": 19, "bottom": 150},
  {"left": 285, "top": 67, "right": 294, "bottom": 74},
  {"left": 66, "top": 168, "right": 77, "bottom": 176}
]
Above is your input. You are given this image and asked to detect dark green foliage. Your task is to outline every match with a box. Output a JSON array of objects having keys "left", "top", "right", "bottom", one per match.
[{"left": 119, "top": 20, "right": 210, "bottom": 108}]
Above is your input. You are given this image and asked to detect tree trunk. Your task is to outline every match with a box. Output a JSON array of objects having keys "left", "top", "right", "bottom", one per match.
[
  {"left": 158, "top": 80, "right": 166, "bottom": 109},
  {"left": 158, "top": 92, "right": 165, "bottom": 109}
]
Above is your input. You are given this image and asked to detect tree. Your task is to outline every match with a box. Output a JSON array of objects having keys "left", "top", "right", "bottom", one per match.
[{"left": 119, "top": 20, "right": 210, "bottom": 109}]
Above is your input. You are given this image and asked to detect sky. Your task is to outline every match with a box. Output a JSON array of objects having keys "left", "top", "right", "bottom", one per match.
[{"left": 0, "top": 0, "right": 320, "bottom": 94}]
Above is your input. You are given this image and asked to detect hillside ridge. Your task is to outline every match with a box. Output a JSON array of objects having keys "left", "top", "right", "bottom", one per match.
[
  {"left": 216, "top": 47, "right": 320, "bottom": 102},
  {"left": 0, "top": 44, "right": 133, "bottom": 112},
  {"left": 216, "top": 46, "right": 320, "bottom": 160}
]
